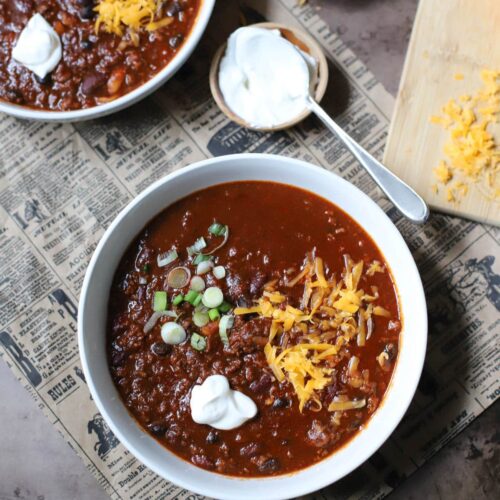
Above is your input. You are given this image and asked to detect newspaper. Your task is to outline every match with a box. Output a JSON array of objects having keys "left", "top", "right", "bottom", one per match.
[{"left": 0, "top": 1, "right": 498, "bottom": 499}]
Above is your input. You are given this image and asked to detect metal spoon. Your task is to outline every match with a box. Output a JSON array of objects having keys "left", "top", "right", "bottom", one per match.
[{"left": 209, "top": 22, "right": 429, "bottom": 224}]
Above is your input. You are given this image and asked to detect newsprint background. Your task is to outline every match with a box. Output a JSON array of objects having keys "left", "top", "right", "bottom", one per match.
[{"left": 0, "top": 1, "right": 498, "bottom": 499}]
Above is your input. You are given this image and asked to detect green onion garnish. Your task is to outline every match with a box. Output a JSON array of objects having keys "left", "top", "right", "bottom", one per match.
[
  {"left": 193, "top": 254, "right": 212, "bottom": 265},
  {"left": 208, "top": 223, "right": 227, "bottom": 236},
  {"left": 184, "top": 290, "right": 199, "bottom": 305},
  {"left": 153, "top": 291, "right": 167, "bottom": 311},
  {"left": 191, "top": 333, "right": 206, "bottom": 351},
  {"left": 187, "top": 237, "right": 207, "bottom": 256},
  {"left": 218, "top": 301, "right": 232, "bottom": 313},
  {"left": 193, "top": 311, "right": 209, "bottom": 327},
  {"left": 157, "top": 248, "right": 178, "bottom": 267},
  {"left": 142, "top": 264, "right": 151, "bottom": 273},
  {"left": 172, "top": 294, "right": 184, "bottom": 306},
  {"left": 219, "top": 315, "right": 234, "bottom": 346},
  {"left": 208, "top": 308, "right": 220, "bottom": 321},
  {"left": 202, "top": 287, "right": 224, "bottom": 308},
  {"left": 193, "top": 294, "right": 203, "bottom": 307}
]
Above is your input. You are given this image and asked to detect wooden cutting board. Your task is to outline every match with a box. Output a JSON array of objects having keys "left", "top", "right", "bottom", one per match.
[{"left": 384, "top": 0, "right": 500, "bottom": 226}]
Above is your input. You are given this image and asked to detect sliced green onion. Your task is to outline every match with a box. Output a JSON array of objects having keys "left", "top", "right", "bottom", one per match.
[
  {"left": 138, "top": 276, "right": 148, "bottom": 285},
  {"left": 193, "top": 254, "right": 212, "bottom": 265},
  {"left": 161, "top": 322, "right": 186, "bottom": 344},
  {"left": 208, "top": 308, "right": 220, "bottom": 321},
  {"left": 193, "top": 311, "right": 209, "bottom": 327},
  {"left": 142, "top": 264, "right": 151, "bottom": 273},
  {"left": 193, "top": 294, "right": 203, "bottom": 307},
  {"left": 172, "top": 294, "right": 184, "bottom": 306},
  {"left": 191, "top": 333, "right": 206, "bottom": 351},
  {"left": 218, "top": 301, "right": 232, "bottom": 313},
  {"left": 187, "top": 237, "right": 206, "bottom": 256},
  {"left": 197, "top": 260, "right": 214, "bottom": 275},
  {"left": 208, "top": 222, "right": 227, "bottom": 236},
  {"left": 202, "top": 287, "right": 224, "bottom": 308},
  {"left": 219, "top": 315, "right": 234, "bottom": 346},
  {"left": 213, "top": 265, "right": 226, "bottom": 279},
  {"left": 143, "top": 310, "right": 177, "bottom": 333},
  {"left": 153, "top": 291, "right": 167, "bottom": 311},
  {"left": 167, "top": 266, "right": 191, "bottom": 289},
  {"left": 184, "top": 290, "right": 200, "bottom": 305},
  {"left": 157, "top": 248, "right": 178, "bottom": 267},
  {"left": 205, "top": 226, "right": 230, "bottom": 255},
  {"left": 190, "top": 276, "right": 206, "bottom": 292}
]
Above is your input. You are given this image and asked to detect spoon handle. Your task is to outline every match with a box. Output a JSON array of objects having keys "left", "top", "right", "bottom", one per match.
[{"left": 307, "top": 96, "right": 429, "bottom": 224}]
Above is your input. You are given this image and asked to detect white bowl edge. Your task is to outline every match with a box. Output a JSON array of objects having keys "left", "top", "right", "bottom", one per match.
[
  {"left": 0, "top": 0, "right": 215, "bottom": 122},
  {"left": 78, "top": 153, "right": 428, "bottom": 500}
]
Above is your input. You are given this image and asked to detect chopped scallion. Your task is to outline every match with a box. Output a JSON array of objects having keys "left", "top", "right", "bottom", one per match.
[
  {"left": 202, "top": 287, "right": 224, "bottom": 308},
  {"left": 193, "top": 294, "right": 203, "bottom": 307},
  {"left": 208, "top": 222, "right": 227, "bottom": 236},
  {"left": 184, "top": 290, "right": 200, "bottom": 305},
  {"left": 208, "top": 308, "right": 220, "bottom": 321},
  {"left": 219, "top": 315, "right": 234, "bottom": 346},
  {"left": 213, "top": 265, "right": 226, "bottom": 279},
  {"left": 172, "top": 294, "right": 184, "bottom": 306},
  {"left": 191, "top": 333, "right": 206, "bottom": 351},
  {"left": 153, "top": 291, "right": 167, "bottom": 311},
  {"left": 142, "top": 264, "right": 150, "bottom": 273},
  {"left": 193, "top": 254, "right": 212, "bottom": 265},
  {"left": 197, "top": 259, "right": 214, "bottom": 275},
  {"left": 193, "top": 311, "right": 209, "bottom": 327},
  {"left": 218, "top": 301, "right": 232, "bottom": 313},
  {"left": 187, "top": 237, "right": 207, "bottom": 256},
  {"left": 190, "top": 276, "right": 206, "bottom": 292},
  {"left": 157, "top": 248, "right": 178, "bottom": 267}
]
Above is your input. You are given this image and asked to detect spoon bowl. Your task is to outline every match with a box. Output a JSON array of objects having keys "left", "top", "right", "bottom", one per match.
[{"left": 209, "top": 22, "right": 329, "bottom": 132}]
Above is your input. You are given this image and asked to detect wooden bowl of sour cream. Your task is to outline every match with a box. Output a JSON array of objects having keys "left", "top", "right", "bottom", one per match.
[{"left": 209, "top": 22, "right": 329, "bottom": 132}]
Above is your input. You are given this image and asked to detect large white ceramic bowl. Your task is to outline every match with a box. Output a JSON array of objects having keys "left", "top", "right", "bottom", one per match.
[
  {"left": 0, "top": 0, "right": 215, "bottom": 122},
  {"left": 78, "top": 154, "right": 427, "bottom": 500}
]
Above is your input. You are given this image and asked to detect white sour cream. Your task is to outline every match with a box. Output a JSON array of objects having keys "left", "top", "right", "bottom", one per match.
[
  {"left": 12, "top": 14, "right": 62, "bottom": 79},
  {"left": 218, "top": 26, "right": 317, "bottom": 128},
  {"left": 190, "top": 375, "right": 257, "bottom": 430}
]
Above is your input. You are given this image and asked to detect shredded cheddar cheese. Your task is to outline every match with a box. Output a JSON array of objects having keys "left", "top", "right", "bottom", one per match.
[
  {"left": 94, "top": 0, "right": 173, "bottom": 36},
  {"left": 430, "top": 69, "right": 500, "bottom": 203},
  {"left": 236, "top": 254, "right": 390, "bottom": 413}
]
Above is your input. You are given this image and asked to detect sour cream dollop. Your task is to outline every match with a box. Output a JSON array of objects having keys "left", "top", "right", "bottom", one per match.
[
  {"left": 190, "top": 375, "right": 257, "bottom": 430},
  {"left": 12, "top": 14, "right": 62, "bottom": 79},
  {"left": 218, "top": 27, "right": 317, "bottom": 128}
]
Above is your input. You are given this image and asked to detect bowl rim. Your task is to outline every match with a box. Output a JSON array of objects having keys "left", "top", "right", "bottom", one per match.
[
  {"left": 0, "top": 0, "right": 215, "bottom": 122},
  {"left": 78, "top": 153, "right": 427, "bottom": 500}
]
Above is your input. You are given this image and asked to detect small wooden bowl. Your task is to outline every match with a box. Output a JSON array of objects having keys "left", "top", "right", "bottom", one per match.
[{"left": 209, "top": 22, "right": 329, "bottom": 132}]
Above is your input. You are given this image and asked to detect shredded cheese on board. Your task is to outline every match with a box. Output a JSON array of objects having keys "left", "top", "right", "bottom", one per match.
[
  {"left": 235, "top": 254, "right": 392, "bottom": 413},
  {"left": 430, "top": 69, "right": 500, "bottom": 203},
  {"left": 94, "top": 0, "right": 173, "bottom": 35}
]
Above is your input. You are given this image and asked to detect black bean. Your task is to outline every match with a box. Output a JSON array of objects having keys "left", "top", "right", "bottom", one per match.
[
  {"left": 151, "top": 342, "right": 171, "bottom": 356},
  {"left": 249, "top": 373, "right": 272, "bottom": 393},
  {"left": 206, "top": 431, "right": 219, "bottom": 444},
  {"left": 166, "top": 1, "right": 182, "bottom": 16},
  {"left": 80, "top": 5, "right": 95, "bottom": 20},
  {"left": 81, "top": 72, "right": 107, "bottom": 95},
  {"left": 272, "top": 397, "right": 289, "bottom": 409},
  {"left": 147, "top": 422, "right": 166, "bottom": 436},
  {"left": 258, "top": 458, "right": 280, "bottom": 473},
  {"left": 81, "top": 38, "right": 93, "bottom": 50},
  {"left": 169, "top": 34, "right": 183, "bottom": 49},
  {"left": 110, "top": 350, "right": 126, "bottom": 367}
]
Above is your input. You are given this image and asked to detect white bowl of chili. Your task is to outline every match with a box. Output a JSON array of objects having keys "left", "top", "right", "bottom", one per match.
[
  {"left": 79, "top": 153, "right": 427, "bottom": 500},
  {"left": 0, "top": 0, "right": 215, "bottom": 121}
]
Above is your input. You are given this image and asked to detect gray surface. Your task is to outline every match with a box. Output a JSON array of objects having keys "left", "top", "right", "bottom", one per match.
[{"left": 0, "top": 1, "right": 498, "bottom": 500}]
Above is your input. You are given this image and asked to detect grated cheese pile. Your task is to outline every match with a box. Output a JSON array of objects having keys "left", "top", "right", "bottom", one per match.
[
  {"left": 430, "top": 69, "right": 500, "bottom": 203},
  {"left": 235, "top": 254, "right": 391, "bottom": 413},
  {"left": 94, "top": 0, "right": 173, "bottom": 36}
]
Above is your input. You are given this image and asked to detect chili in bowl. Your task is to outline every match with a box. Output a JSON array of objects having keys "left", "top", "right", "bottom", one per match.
[
  {"left": 78, "top": 154, "right": 427, "bottom": 499},
  {"left": 0, "top": 0, "right": 215, "bottom": 121}
]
